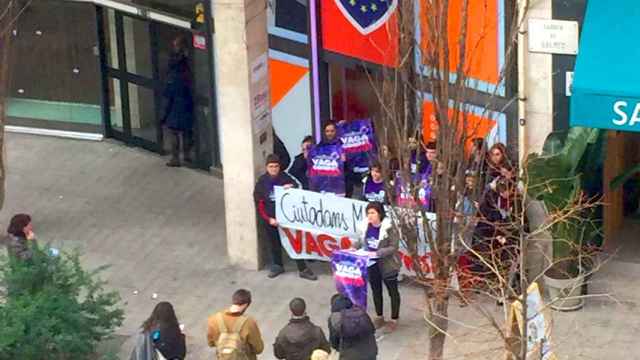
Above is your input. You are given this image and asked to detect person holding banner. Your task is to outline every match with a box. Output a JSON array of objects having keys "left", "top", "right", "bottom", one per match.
[
  {"left": 253, "top": 154, "right": 317, "bottom": 281},
  {"left": 353, "top": 202, "right": 401, "bottom": 333}
]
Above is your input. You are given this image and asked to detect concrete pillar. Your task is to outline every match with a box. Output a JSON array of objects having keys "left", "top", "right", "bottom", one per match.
[
  {"left": 522, "top": 0, "right": 553, "bottom": 155},
  {"left": 213, "top": 0, "right": 272, "bottom": 269}
]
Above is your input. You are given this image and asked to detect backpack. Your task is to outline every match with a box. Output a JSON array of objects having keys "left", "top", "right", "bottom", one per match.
[
  {"left": 216, "top": 313, "right": 251, "bottom": 360},
  {"left": 340, "top": 307, "right": 374, "bottom": 339}
]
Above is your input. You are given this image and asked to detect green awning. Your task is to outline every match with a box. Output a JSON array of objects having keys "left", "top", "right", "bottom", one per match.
[{"left": 570, "top": 0, "right": 640, "bottom": 132}]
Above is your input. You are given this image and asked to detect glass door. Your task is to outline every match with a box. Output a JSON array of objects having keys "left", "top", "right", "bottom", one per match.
[{"left": 96, "top": 4, "right": 219, "bottom": 169}]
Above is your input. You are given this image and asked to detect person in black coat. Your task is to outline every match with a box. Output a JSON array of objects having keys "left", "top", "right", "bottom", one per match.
[
  {"left": 328, "top": 294, "right": 377, "bottom": 360},
  {"left": 254, "top": 154, "right": 317, "bottom": 280},
  {"left": 274, "top": 297, "right": 331, "bottom": 360},
  {"left": 288, "top": 135, "right": 314, "bottom": 189},
  {"left": 131, "top": 302, "right": 186, "bottom": 360},
  {"left": 163, "top": 36, "right": 194, "bottom": 167}
]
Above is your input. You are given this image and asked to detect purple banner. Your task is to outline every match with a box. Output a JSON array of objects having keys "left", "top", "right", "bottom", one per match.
[
  {"left": 331, "top": 250, "right": 368, "bottom": 309},
  {"left": 337, "top": 119, "right": 377, "bottom": 173},
  {"left": 308, "top": 144, "right": 345, "bottom": 195}
]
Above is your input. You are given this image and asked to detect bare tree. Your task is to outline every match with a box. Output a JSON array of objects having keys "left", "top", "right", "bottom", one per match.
[{"left": 364, "top": 1, "right": 605, "bottom": 359}]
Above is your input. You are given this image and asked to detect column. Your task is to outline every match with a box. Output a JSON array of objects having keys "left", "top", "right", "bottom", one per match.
[{"left": 212, "top": 0, "right": 273, "bottom": 269}]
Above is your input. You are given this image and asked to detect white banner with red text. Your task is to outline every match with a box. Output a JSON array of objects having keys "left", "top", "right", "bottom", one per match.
[{"left": 274, "top": 186, "right": 437, "bottom": 277}]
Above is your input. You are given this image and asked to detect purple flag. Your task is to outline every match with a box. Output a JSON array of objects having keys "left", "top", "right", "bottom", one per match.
[
  {"left": 308, "top": 144, "right": 346, "bottom": 195},
  {"left": 337, "top": 119, "right": 377, "bottom": 174},
  {"left": 331, "top": 250, "right": 368, "bottom": 309}
]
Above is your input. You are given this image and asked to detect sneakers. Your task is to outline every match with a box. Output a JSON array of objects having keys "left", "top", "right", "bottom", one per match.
[
  {"left": 373, "top": 316, "right": 386, "bottom": 330},
  {"left": 384, "top": 319, "right": 398, "bottom": 334},
  {"left": 299, "top": 269, "right": 318, "bottom": 281},
  {"left": 268, "top": 265, "right": 285, "bottom": 279}
]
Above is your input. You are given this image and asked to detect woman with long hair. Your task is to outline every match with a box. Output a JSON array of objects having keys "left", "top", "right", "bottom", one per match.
[
  {"left": 130, "top": 302, "right": 186, "bottom": 360},
  {"left": 5, "top": 213, "right": 36, "bottom": 261},
  {"left": 486, "top": 142, "right": 514, "bottom": 189}
]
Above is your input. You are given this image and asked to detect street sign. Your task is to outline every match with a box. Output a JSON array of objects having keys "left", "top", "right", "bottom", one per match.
[{"left": 528, "top": 19, "right": 579, "bottom": 55}]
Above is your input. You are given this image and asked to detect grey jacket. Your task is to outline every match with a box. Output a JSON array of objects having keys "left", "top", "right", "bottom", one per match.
[
  {"left": 130, "top": 331, "right": 158, "bottom": 360},
  {"left": 5, "top": 234, "right": 37, "bottom": 261},
  {"left": 354, "top": 218, "right": 401, "bottom": 278}
]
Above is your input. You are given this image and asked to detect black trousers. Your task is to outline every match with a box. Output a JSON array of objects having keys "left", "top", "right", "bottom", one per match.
[
  {"left": 345, "top": 171, "right": 363, "bottom": 198},
  {"left": 263, "top": 223, "right": 308, "bottom": 272},
  {"left": 369, "top": 264, "right": 400, "bottom": 320}
]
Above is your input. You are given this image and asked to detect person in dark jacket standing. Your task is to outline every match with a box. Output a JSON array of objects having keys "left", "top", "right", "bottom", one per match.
[
  {"left": 288, "top": 135, "right": 314, "bottom": 189},
  {"left": 328, "top": 294, "right": 377, "bottom": 360},
  {"left": 254, "top": 154, "right": 317, "bottom": 280},
  {"left": 5, "top": 213, "right": 37, "bottom": 261},
  {"left": 274, "top": 297, "right": 330, "bottom": 360},
  {"left": 130, "top": 301, "right": 186, "bottom": 360},
  {"left": 163, "top": 36, "right": 194, "bottom": 167}
]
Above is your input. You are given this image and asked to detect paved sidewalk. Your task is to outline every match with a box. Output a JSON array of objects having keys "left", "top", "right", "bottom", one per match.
[{"left": 2, "top": 133, "right": 639, "bottom": 359}]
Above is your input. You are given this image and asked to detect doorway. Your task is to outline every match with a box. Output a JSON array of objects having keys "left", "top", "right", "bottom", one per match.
[{"left": 96, "top": 4, "right": 219, "bottom": 169}]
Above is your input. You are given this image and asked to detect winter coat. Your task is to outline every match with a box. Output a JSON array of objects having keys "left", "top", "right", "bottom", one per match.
[
  {"left": 163, "top": 53, "right": 193, "bottom": 131},
  {"left": 288, "top": 153, "right": 309, "bottom": 190},
  {"left": 328, "top": 297, "right": 377, "bottom": 360},
  {"left": 5, "top": 234, "right": 37, "bottom": 261},
  {"left": 207, "top": 311, "right": 265, "bottom": 360},
  {"left": 273, "top": 316, "right": 331, "bottom": 360},
  {"left": 354, "top": 218, "right": 401, "bottom": 278},
  {"left": 253, "top": 172, "right": 298, "bottom": 223},
  {"left": 152, "top": 326, "right": 186, "bottom": 360}
]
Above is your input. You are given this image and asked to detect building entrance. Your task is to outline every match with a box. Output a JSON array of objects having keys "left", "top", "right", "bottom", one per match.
[{"left": 96, "top": 3, "right": 218, "bottom": 169}]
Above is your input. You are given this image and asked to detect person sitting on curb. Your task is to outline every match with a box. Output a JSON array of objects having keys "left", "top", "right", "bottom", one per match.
[
  {"left": 328, "top": 294, "right": 377, "bottom": 360},
  {"left": 207, "top": 289, "right": 264, "bottom": 360},
  {"left": 253, "top": 154, "right": 317, "bottom": 280},
  {"left": 274, "top": 297, "right": 331, "bottom": 360}
]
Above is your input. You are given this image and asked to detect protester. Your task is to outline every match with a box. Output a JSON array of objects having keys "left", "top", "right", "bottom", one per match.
[
  {"left": 354, "top": 202, "right": 401, "bottom": 333},
  {"left": 162, "top": 36, "right": 194, "bottom": 167},
  {"left": 207, "top": 289, "right": 264, "bottom": 360},
  {"left": 337, "top": 119, "right": 376, "bottom": 198},
  {"left": 130, "top": 302, "right": 186, "bottom": 360},
  {"left": 288, "top": 135, "right": 314, "bottom": 189},
  {"left": 328, "top": 294, "right": 377, "bottom": 360},
  {"left": 361, "top": 161, "right": 387, "bottom": 203},
  {"left": 308, "top": 123, "right": 346, "bottom": 196},
  {"left": 253, "top": 154, "right": 317, "bottom": 280},
  {"left": 273, "top": 297, "right": 331, "bottom": 360},
  {"left": 5, "top": 213, "right": 37, "bottom": 261},
  {"left": 408, "top": 137, "right": 428, "bottom": 176},
  {"left": 486, "top": 142, "right": 514, "bottom": 189},
  {"left": 424, "top": 141, "right": 437, "bottom": 179}
]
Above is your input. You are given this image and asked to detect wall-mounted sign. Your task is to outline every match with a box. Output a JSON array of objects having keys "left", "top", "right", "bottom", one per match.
[
  {"left": 528, "top": 19, "right": 579, "bottom": 55},
  {"left": 192, "top": 34, "right": 206, "bottom": 50}
]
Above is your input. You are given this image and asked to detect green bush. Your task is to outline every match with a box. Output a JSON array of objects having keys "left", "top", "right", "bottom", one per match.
[{"left": 0, "top": 244, "right": 124, "bottom": 360}]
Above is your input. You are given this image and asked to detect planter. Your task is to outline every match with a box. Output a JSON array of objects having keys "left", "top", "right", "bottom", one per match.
[{"left": 543, "top": 273, "right": 585, "bottom": 311}]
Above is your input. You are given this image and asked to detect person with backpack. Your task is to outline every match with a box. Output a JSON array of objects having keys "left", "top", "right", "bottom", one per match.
[
  {"left": 207, "top": 289, "right": 264, "bottom": 360},
  {"left": 130, "top": 302, "right": 186, "bottom": 360},
  {"left": 273, "top": 297, "right": 331, "bottom": 360},
  {"left": 328, "top": 294, "right": 377, "bottom": 360}
]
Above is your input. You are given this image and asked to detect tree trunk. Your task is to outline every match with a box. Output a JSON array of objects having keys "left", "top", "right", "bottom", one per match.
[{"left": 427, "top": 278, "right": 450, "bottom": 360}]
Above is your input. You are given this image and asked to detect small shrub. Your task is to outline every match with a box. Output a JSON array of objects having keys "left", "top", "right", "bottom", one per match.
[{"left": 0, "top": 244, "right": 124, "bottom": 360}]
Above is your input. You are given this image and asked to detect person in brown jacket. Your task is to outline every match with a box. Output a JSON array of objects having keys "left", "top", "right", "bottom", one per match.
[
  {"left": 207, "top": 289, "right": 264, "bottom": 360},
  {"left": 273, "top": 297, "right": 330, "bottom": 360}
]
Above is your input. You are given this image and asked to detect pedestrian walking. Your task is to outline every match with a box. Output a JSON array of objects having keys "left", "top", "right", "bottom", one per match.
[
  {"left": 288, "top": 135, "right": 314, "bottom": 189},
  {"left": 5, "top": 213, "right": 37, "bottom": 261},
  {"left": 328, "top": 294, "right": 377, "bottom": 360},
  {"left": 361, "top": 161, "right": 387, "bottom": 203},
  {"left": 130, "top": 301, "right": 186, "bottom": 360},
  {"left": 353, "top": 202, "right": 401, "bottom": 333},
  {"left": 207, "top": 289, "right": 264, "bottom": 360},
  {"left": 163, "top": 36, "right": 194, "bottom": 167},
  {"left": 273, "top": 297, "right": 331, "bottom": 360},
  {"left": 253, "top": 154, "right": 317, "bottom": 280}
]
